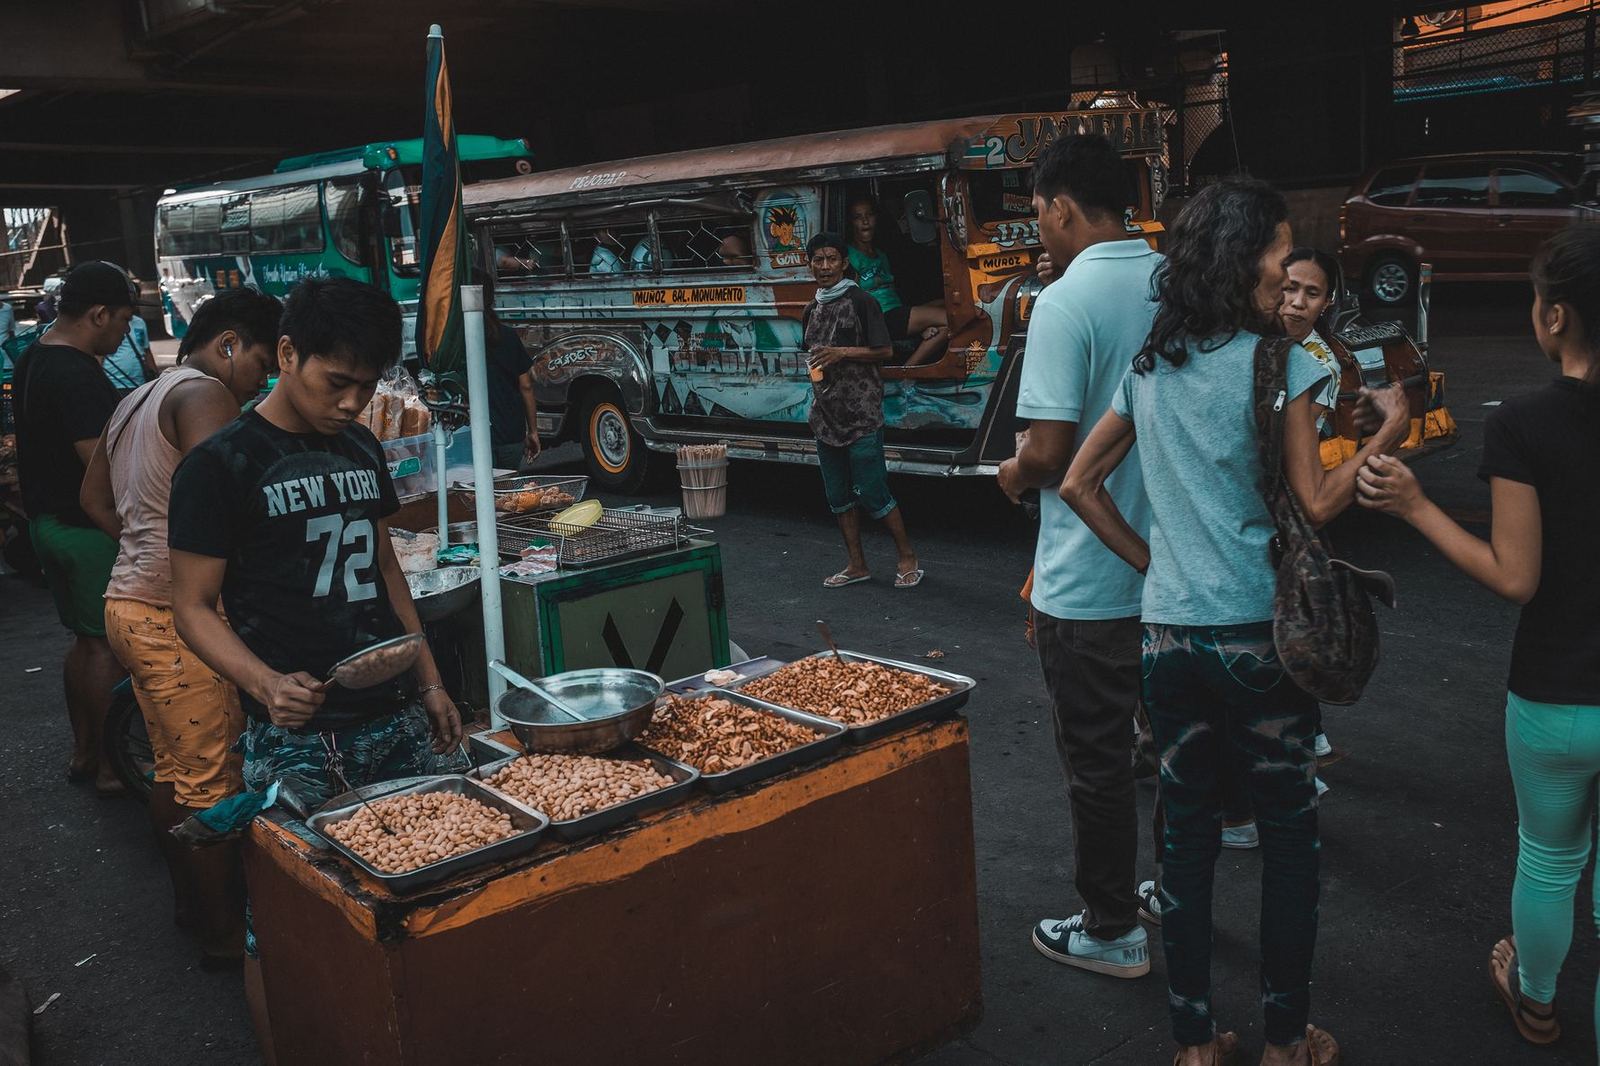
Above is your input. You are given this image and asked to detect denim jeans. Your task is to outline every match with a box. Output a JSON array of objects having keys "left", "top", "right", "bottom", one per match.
[
  {"left": 1035, "top": 612, "right": 1143, "bottom": 939},
  {"left": 1142, "top": 621, "right": 1320, "bottom": 1047}
]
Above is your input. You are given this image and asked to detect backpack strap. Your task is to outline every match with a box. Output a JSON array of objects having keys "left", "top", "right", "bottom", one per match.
[{"left": 1253, "top": 335, "right": 1294, "bottom": 501}]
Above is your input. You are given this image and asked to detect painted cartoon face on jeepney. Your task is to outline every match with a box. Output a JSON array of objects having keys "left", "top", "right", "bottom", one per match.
[{"left": 766, "top": 206, "right": 801, "bottom": 251}]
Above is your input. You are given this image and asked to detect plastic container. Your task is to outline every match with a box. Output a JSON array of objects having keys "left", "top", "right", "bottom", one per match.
[{"left": 381, "top": 429, "right": 476, "bottom": 500}]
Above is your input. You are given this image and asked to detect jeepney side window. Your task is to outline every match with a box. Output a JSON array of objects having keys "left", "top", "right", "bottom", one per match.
[
  {"left": 570, "top": 218, "right": 653, "bottom": 275},
  {"left": 653, "top": 209, "right": 756, "bottom": 272},
  {"left": 494, "top": 223, "right": 564, "bottom": 277}
]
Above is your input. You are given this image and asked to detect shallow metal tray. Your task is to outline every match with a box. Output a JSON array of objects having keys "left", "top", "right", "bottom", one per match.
[
  {"left": 636, "top": 688, "right": 846, "bottom": 794},
  {"left": 306, "top": 775, "right": 549, "bottom": 894},
  {"left": 473, "top": 743, "right": 699, "bottom": 842},
  {"left": 452, "top": 473, "right": 588, "bottom": 506},
  {"left": 729, "top": 650, "right": 975, "bottom": 744},
  {"left": 663, "top": 658, "right": 785, "bottom": 695}
]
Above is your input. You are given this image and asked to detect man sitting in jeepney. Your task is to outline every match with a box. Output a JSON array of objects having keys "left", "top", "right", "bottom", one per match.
[
  {"left": 803, "top": 231, "right": 923, "bottom": 590},
  {"left": 589, "top": 228, "right": 626, "bottom": 274},
  {"left": 847, "top": 195, "right": 949, "bottom": 367},
  {"left": 717, "top": 232, "right": 754, "bottom": 268}
]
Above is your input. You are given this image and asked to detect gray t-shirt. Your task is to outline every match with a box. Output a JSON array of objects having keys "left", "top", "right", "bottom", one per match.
[{"left": 1112, "top": 332, "right": 1325, "bottom": 626}]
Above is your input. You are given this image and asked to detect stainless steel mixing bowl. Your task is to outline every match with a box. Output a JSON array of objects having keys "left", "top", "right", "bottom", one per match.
[{"left": 495, "top": 668, "right": 663, "bottom": 754}]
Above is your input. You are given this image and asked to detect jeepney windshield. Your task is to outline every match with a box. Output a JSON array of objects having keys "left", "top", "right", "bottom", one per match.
[{"left": 966, "top": 168, "right": 1040, "bottom": 249}]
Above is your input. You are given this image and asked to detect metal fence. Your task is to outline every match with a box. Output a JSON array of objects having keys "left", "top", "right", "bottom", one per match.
[{"left": 1393, "top": 6, "right": 1596, "bottom": 102}]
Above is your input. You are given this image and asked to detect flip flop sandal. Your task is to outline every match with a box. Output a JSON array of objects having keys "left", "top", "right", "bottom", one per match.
[
  {"left": 1492, "top": 939, "right": 1561, "bottom": 1045},
  {"left": 823, "top": 571, "right": 871, "bottom": 589},
  {"left": 1170, "top": 1031, "right": 1238, "bottom": 1066},
  {"left": 894, "top": 568, "right": 925, "bottom": 589},
  {"left": 1304, "top": 1025, "right": 1341, "bottom": 1066}
]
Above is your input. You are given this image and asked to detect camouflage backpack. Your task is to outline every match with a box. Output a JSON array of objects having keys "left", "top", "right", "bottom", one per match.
[{"left": 1253, "top": 336, "right": 1394, "bottom": 705}]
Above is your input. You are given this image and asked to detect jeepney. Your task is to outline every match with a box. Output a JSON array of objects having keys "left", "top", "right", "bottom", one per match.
[{"left": 465, "top": 95, "right": 1172, "bottom": 490}]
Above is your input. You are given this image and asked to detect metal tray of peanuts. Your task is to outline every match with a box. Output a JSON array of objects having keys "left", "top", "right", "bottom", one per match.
[
  {"left": 472, "top": 743, "right": 699, "bottom": 842},
  {"left": 306, "top": 775, "right": 550, "bottom": 894},
  {"left": 638, "top": 686, "right": 848, "bottom": 794},
  {"left": 730, "top": 651, "right": 975, "bottom": 744}
]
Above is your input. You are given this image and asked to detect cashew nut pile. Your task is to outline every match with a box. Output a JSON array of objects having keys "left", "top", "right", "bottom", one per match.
[
  {"left": 325, "top": 791, "right": 516, "bottom": 874},
  {"left": 483, "top": 754, "right": 676, "bottom": 821},
  {"left": 741, "top": 658, "right": 950, "bottom": 726},
  {"left": 639, "top": 694, "right": 822, "bottom": 773}
]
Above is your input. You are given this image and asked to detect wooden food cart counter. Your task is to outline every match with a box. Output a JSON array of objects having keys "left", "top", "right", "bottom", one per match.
[{"left": 246, "top": 717, "right": 982, "bottom": 1065}]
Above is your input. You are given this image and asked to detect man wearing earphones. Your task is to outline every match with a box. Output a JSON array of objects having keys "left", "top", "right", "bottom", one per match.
[{"left": 79, "top": 289, "right": 284, "bottom": 969}]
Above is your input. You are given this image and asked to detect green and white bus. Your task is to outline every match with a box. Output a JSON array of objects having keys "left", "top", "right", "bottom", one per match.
[{"left": 155, "top": 135, "right": 533, "bottom": 356}]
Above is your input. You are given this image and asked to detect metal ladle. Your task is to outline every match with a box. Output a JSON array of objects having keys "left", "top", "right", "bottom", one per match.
[
  {"left": 324, "top": 633, "right": 425, "bottom": 689},
  {"left": 319, "top": 733, "right": 399, "bottom": 836},
  {"left": 488, "top": 660, "right": 586, "bottom": 723}
]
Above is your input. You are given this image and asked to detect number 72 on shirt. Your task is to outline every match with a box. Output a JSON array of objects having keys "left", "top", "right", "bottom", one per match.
[{"left": 305, "top": 515, "right": 378, "bottom": 602}]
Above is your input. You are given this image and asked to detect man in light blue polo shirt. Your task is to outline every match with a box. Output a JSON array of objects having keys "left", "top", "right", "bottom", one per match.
[{"left": 998, "top": 133, "right": 1160, "bottom": 980}]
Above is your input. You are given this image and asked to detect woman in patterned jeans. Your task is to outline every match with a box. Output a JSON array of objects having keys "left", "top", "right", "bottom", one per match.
[{"left": 1062, "top": 177, "right": 1409, "bottom": 1066}]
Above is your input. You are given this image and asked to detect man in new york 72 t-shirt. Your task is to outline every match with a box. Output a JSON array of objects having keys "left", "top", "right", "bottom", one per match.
[{"left": 168, "top": 277, "right": 465, "bottom": 809}]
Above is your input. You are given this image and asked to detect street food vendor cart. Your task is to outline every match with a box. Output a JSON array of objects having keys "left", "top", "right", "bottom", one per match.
[{"left": 245, "top": 657, "right": 984, "bottom": 1065}]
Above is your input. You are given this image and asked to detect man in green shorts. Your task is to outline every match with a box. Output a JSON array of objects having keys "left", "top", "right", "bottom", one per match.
[{"left": 12, "top": 261, "right": 138, "bottom": 794}]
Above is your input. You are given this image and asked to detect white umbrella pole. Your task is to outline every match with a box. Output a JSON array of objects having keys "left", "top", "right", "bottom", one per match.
[
  {"left": 461, "top": 285, "right": 507, "bottom": 722},
  {"left": 433, "top": 418, "right": 449, "bottom": 541}
]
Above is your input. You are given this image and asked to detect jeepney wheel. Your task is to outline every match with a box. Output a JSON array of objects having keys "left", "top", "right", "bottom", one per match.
[
  {"left": 580, "top": 390, "right": 649, "bottom": 493},
  {"left": 1366, "top": 254, "right": 1415, "bottom": 306}
]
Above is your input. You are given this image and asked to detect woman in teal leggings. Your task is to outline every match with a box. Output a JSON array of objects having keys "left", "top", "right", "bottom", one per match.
[{"left": 1358, "top": 223, "right": 1600, "bottom": 1051}]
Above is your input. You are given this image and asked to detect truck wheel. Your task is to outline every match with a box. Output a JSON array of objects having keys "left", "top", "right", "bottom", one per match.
[
  {"left": 580, "top": 390, "right": 649, "bottom": 493},
  {"left": 1366, "top": 254, "right": 1415, "bottom": 306}
]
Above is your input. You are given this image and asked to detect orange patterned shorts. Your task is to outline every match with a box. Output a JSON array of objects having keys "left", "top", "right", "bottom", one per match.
[{"left": 104, "top": 598, "right": 244, "bottom": 808}]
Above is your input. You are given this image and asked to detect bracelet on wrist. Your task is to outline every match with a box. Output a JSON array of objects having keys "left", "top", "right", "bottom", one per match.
[{"left": 417, "top": 683, "right": 445, "bottom": 698}]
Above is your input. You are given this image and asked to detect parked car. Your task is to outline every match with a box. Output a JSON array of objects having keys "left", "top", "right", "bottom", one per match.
[{"left": 1339, "top": 151, "right": 1589, "bottom": 304}]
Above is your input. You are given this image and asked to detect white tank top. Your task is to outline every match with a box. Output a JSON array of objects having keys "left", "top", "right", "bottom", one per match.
[{"left": 103, "top": 366, "right": 228, "bottom": 606}]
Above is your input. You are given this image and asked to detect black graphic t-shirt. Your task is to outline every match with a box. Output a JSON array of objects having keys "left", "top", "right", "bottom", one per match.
[
  {"left": 1479, "top": 377, "right": 1600, "bottom": 704},
  {"left": 802, "top": 287, "right": 891, "bottom": 448},
  {"left": 169, "top": 411, "right": 406, "bottom": 730}
]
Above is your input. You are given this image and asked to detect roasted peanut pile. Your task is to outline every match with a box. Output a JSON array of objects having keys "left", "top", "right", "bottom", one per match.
[
  {"left": 325, "top": 792, "right": 516, "bottom": 874},
  {"left": 484, "top": 754, "right": 676, "bottom": 821},
  {"left": 741, "top": 658, "right": 950, "bottom": 726},
  {"left": 639, "top": 694, "right": 822, "bottom": 773}
]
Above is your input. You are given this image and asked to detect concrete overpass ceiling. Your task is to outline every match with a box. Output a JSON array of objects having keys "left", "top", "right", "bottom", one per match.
[{"left": 0, "top": 0, "right": 741, "bottom": 203}]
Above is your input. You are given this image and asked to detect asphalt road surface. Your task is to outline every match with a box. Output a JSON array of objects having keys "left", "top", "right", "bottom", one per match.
[{"left": 3, "top": 284, "right": 1593, "bottom": 1064}]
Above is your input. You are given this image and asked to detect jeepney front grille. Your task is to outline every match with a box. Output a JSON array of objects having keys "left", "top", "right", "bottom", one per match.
[{"left": 497, "top": 507, "right": 688, "bottom": 569}]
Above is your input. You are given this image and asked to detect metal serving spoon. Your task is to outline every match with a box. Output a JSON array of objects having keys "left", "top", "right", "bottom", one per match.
[{"left": 815, "top": 619, "right": 843, "bottom": 661}]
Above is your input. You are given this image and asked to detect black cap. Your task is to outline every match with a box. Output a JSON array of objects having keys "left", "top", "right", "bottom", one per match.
[{"left": 59, "top": 261, "right": 136, "bottom": 310}]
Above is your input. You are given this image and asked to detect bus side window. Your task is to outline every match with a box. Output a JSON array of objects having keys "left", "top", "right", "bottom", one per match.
[
  {"left": 654, "top": 211, "right": 755, "bottom": 272},
  {"left": 325, "top": 178, "right": 364, "bottom": 265},
  {"left": 252, "top": 184, "right": 323, "bottom": 254},
  {"left": 220, "top": 194, "right": 251, "bottom": 254}
]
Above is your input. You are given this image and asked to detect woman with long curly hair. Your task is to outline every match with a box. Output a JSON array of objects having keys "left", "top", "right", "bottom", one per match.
[{"left": 1062, "top": 177, "right": 1410, "bottom": 1066}]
